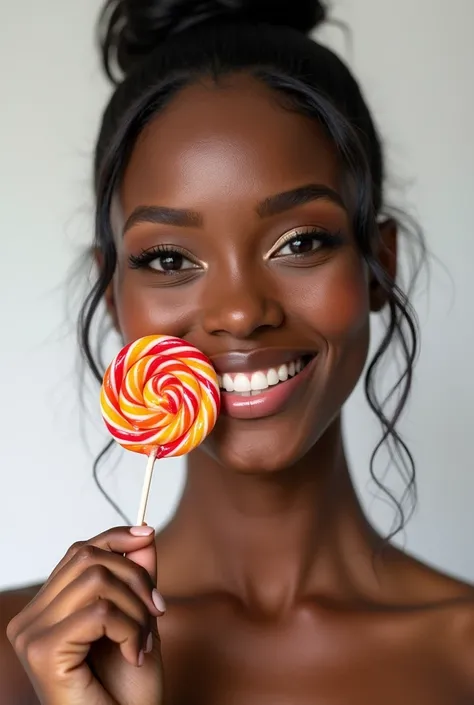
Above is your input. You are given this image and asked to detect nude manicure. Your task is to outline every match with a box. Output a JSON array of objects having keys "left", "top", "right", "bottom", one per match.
[
  {"left": 152, "top": 589, "right": 166, "bottom": 613},
  {"left": 130, "top": 525, "right": 154, "bottom": 536},
  {"left": 145, "top": 632, "right": 153, "bottom": 653}
]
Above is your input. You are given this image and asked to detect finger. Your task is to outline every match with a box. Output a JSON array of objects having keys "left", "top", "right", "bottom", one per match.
[
  {"left": 26, "top": 565, "right": 153, "bottom": 643},
  {"left": 126, "top": 539, "right": 158, "bottom": 585},
  {"left": 21, "top": 599, "right": 146, "bottom": 678},
  {"left": 49, "top": 525, "right": 156, "bottom": 581},
  {"left": 12, "top": 544, "right": 161, "bottom": 634},
  {"left": 126, "top": 527, "right": 163, "bottom": 615}
]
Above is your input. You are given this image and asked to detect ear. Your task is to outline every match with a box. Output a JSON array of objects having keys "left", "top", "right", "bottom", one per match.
[
  {"left": 369, "top": 218, "right": 398, "bottom": 312},
  {"left": 94, "top": 247, "right": 120, "bottom": 332}
]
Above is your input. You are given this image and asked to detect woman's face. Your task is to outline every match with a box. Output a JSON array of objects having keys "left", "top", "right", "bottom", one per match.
[{"left": 111, "top": 75, "right": 371, "bottom": 473}]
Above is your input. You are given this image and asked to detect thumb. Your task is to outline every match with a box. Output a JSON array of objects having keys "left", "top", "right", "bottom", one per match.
[
  {"left": 127, "top": 527, "right": 164, "bottom": 690},
  {"left": 126, "top": 525, "right": 158, "bottom": 585}
]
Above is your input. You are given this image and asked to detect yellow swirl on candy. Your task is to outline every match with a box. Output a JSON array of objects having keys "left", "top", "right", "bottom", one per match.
[{"left": 100, "top": 335, "right": 220, "bottom": 457}]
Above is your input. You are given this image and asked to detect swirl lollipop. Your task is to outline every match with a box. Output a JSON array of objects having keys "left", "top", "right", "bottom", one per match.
[{"left": 100, "top": 335, "right": 220, "bottom": 524}]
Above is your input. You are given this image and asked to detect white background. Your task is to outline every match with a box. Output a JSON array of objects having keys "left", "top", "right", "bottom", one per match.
[{"left": 1, "top": 0, "right": 473, "bottom": 590}]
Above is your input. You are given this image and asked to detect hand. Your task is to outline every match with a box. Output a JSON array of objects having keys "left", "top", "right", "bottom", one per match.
[{"left": 7, "top": 526, "right": 165, "bottom": 705}]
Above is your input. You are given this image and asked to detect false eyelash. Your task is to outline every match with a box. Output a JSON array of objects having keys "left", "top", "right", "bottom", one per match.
[
  {"left": 128, "top": 244, "right": 189, "bottom": 269},
  {"left": 270, "top": 228, "right": 345, "bottom": 257},
  {"left": 288, "top": 228, "right": 344, "bottom": 247}
]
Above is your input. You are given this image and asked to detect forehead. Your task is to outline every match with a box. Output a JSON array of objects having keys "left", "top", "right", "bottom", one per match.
[{"left": 120, "top": 74, "right": 342, "bottom": 212}]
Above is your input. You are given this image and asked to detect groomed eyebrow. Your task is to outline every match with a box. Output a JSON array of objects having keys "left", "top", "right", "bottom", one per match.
[
  {"left": 123, "top": 183, "right": 345, "bottom": 234},
  {"left": 123, "top": 205, "right": 203, "bottom": 234},
  {"left": 257, "top": 184, "right": 346, "bottom": 218}
]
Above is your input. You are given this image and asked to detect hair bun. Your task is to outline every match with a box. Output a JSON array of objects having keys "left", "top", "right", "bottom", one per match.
[
  {"left": 99, "top": 0, "right": 327, "bottom": 81},
  {"left": 248, "top": 0, "right": 327, "bottom": 34}
]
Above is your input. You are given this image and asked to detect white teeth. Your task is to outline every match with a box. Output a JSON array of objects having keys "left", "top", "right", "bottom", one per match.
[
  {"left": 222, "top": 373, "right": 234, "bottom": 392},
  {"left": 217, "top": 375, "right": 223, "bottom": 387},
  {"left": 218, "top": 356, "right": 310, "bottom": 392},
  {"left": 251, "top": 371, "right": 269, "bottom": 391},
  {"left": 233, "top": 373, "right": 251, "bottom": 393},
  {"left": 267, "top": 368, "right": 279, "bottom": 386}
]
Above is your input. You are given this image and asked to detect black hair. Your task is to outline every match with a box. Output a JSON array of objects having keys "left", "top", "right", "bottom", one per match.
[{"left": 81, "top": 0, "right": 424, "bottom": 535}]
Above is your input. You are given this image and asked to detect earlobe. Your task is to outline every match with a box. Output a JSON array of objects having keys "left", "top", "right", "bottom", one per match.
[
  {"left": 94, "top": 247, "right": 120, "bottom": 332},
  {"left": 369, "top": 218, "right": 398, "bottom": 312}
]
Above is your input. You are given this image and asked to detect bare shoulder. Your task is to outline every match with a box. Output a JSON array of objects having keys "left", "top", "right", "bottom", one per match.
[
  {"left": 0, "top": 583, "right": 43, "bottom": 705},
  {"left": 430, "top": 576, "right": 474, "bottom": 696},
  {"left": 390, "top": 547, "right": 474, "bottom": 692},
  {"left": 427, "top": 570, "right": 474, "bottom": 694}
]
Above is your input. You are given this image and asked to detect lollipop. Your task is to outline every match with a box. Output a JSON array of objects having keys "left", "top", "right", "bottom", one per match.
[{"left": 100, "top": 335, "right": 220, "bottom": 524}]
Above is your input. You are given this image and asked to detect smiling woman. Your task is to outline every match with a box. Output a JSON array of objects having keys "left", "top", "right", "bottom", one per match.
[{"left": 3, "top": 0, "right": 474, "bottom": 704}]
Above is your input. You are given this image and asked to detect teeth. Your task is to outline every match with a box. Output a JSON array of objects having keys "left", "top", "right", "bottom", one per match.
[
  {"left": 251, "top": 371, "right": 269, "bottom": 391},
  {"left": 222, "top": 373, "right": 234, "bottom": 392},
  {"left": 267, "top": 368, "right": 279, "bottom": 386},
  {"left": 218, "top": 356, "right": 310, "bottom": 393},
  {"left": 233, "top": 373, "right": 251, "bottom": 393}
]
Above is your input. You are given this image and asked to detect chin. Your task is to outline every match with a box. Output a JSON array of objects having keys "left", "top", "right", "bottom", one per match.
[{"left": 200, "top": 416, "right": 324, "bottom": 476}]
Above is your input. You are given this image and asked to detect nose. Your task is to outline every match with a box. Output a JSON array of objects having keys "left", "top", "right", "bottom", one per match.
[{"left": 200, "top": 274, "right": 284, "bottom": 339}]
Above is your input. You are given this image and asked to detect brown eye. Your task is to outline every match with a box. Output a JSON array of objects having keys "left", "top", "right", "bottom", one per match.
[
  {"left": 286, "top": 236, "right": 317, "bottom": 255},
  {"left": 151, "top": 252, "right": 184, "bottom": 271},
  {"left": 273, "top": 233, "right": 323, "bottom": 258},
  {"left": 270, "top": 228, "right": 344, "bottom": 260},
  {"left": 129, "top": 246, "right": 200, "bottom": 273}
]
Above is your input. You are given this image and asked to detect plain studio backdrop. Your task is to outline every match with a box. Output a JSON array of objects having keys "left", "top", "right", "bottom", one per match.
[{"left": 0, "top": 0, "right": 473, "bottom": 591}]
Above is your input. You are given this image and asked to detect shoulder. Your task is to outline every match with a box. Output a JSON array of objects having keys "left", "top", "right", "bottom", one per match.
[
  {"left": 440, "top": 584, "right": 474, "bottom": 695},
  {"left": 390, "top": 548, "right": 474, "bottom": 693},
  {"left": 433, "top": 586, "right": 474, "bottom": 697},
  {"left": 0, "top": 583, "right": 43, "bottom": 705}
]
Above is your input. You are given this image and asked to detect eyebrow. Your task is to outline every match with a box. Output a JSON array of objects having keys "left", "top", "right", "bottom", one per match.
[
  {"left": 123, "top": 183, "right": 345, "bottom": 234},
  {"left": 257, "top": 184, "right": 346, "bottom": 218},
  {"left": 123, "top": 205, "right": 203, "bottom": 234}
]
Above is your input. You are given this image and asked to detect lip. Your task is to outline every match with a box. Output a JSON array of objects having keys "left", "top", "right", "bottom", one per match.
[
  {"left": 211, "top": 347, "right": 316, "bottom": 375},
  {"left": 219, "top": 354, "right": 317, "bottom": 420}
]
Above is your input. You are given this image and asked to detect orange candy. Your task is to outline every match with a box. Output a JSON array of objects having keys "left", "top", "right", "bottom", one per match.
[{"left": 100, "top": 335, "right": 220, "bottom": 457}]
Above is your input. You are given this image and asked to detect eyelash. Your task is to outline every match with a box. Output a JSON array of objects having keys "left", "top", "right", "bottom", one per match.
[
  {"left": 127, "top": 228, "right": 343, "bottom": 272},
  {"left": 269, "top": 228, "right": 344, "bottom": 259},
  {"left": 128, "top": 244, "right": 198, "bottom": 272}
]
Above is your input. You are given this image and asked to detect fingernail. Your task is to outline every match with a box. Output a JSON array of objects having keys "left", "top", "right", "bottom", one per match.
[
  {"left": 152, "top": 589, "right": 166, "bottom": 613},
  {"left": 145, "top": 632, "right": 153, "bottom": 653},
  {"left": 130, "top": 525, "right": 154, "bottom": 536},
  {"left": 138, "top": 650, "right": 145, "bottom": 667}
]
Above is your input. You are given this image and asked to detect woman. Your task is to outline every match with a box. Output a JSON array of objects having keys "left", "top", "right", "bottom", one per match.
[{"left": 2, "top": 1, "right": 474, "bottom": 702}]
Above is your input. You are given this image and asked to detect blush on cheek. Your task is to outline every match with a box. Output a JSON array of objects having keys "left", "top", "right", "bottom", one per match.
[
  {"left": 323, "top": 279, "right": 369, "bottom": 343},
  {"left": 115, "top": 276, "right": 201, "bottom": 344},
  {"left": 305, "top": 254, "right": 370, "bottom": 346},
  {"left": 320, "top": 259, "right": 371, "bottom": 390}
]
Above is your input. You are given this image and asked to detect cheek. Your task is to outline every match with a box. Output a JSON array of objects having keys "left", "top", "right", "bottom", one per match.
[
  {"left": 113, "top": 273, "right": 199, "bottom": 343},
  {"left": 288, "top": 250, "right": 370, "bottom": 347}
]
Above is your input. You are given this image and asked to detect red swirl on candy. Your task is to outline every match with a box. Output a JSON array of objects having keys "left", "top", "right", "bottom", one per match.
[{"left": 100, "top": 335, "right": 220, "bottom": 457}]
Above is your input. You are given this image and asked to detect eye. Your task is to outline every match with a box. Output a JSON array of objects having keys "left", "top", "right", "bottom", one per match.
[
  {"left": 149, "top": 251, "right": 194, "bottom": 272},
  {"left": 270, "top": 227, "right": 343, "bottom": 259},
  {"left": 275, "top": 233, "right": 323, "bottom": 257},
  {"left": 129, "top": 245, "right": 200, "bottom": 274}
]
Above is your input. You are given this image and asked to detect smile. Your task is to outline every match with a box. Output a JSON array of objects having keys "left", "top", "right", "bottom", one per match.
[
  {"left": 212, "top": 352, "right": 317, "bottom": 420},
  {"left": 218, "top": 355, "right": 313, "bottom": 396}
]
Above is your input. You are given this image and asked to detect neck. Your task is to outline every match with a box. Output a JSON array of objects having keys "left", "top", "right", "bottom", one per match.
[{"left": 162, "top": 418, "right": 381, "bottom": 612}]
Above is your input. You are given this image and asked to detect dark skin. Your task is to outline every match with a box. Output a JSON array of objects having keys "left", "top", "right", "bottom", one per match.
[{"left": 2, "top": 75, "right": 474, "bottom": 704}]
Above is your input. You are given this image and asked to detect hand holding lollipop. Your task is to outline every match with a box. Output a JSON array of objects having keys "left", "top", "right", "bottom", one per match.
[{"left": 100, "top": 335, "right": 220, "bottom": 524}]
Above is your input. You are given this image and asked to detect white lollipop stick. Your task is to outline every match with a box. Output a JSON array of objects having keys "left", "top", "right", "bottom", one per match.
[{"left": 136, "top": 447, "right": 158, "bottom": 526}]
